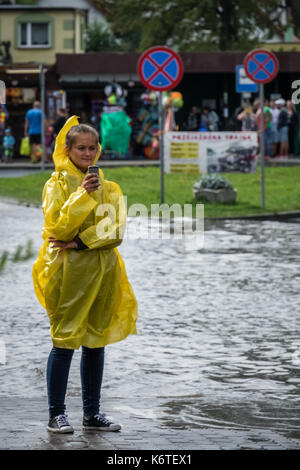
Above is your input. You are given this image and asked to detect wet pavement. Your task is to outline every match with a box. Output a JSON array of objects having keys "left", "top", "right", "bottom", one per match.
[
  {"left": 1, "top": 396, "right": 300, "bottom": 450},
  {"left": 0, "top": 200, "right": 300, "bottom": 450}
]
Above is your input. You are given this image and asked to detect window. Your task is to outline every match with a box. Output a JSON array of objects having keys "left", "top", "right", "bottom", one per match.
[{"left": 19, "top": 22, "right": 50, "bottom": 47}]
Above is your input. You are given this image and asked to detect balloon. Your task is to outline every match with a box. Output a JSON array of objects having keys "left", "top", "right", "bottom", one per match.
[
  {"left": 116, "top": 86, "right": 123, "bottom": 97},
  {"left": 108, "top": 94, "right": 117, "bottom": 105},
  {"left": 162, "top": 95, "right": 170, "bottom": 107},
  {"left": 104, "top": 85, "right": 113, "bottom": 96},
  {"left": 172, "top": 97, "right": 183, "bottom": 109},
  {"left": 149, "top": 92, "right": 157, "bottom": 102},
  {"left": 171, "top": 91, "right": 182, "bottom": 100},
  {"left": 162, "top": 92, "right": 172, "bottom": 107}
]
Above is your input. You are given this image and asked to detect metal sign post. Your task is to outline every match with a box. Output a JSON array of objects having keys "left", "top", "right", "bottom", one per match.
[
  {"left": 259, "top": 83, "right": 265, "bottom": 208},
  {"left": 39, "top": 63, "right": 45, "bottom": 171},
  {"left": 244, "top": 49, "right": 279, "bottom": 209},
  {"left": 158, "top": 92, "right": 165, "bottom": 203},
  {"left": 137, "top": 46, "right": 184, "bottom": 204}
]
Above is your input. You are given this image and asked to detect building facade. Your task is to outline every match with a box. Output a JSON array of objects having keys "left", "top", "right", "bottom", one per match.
[{"left": 0, "top": 4, "right": 87, "bottom": 65}]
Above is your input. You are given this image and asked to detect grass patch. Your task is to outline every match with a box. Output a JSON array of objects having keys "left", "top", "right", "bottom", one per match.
[
  {"left": 0, "top": 171, "right": 51, "bottom": 206},
  {"left": 0, "top": 166, "right": 300, "bottom": 218},
  {"left": 0, "top": 240, "right": 35, "bottom": 275}
]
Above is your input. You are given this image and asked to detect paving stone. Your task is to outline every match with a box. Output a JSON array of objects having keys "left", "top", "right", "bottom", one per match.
[{"left": 0, "top": 396, "right": 299, "bottom": 450}]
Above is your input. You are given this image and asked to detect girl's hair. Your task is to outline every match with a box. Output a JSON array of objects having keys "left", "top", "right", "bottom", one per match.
[{"left": 65, "top": 124, "right": 99, "bottom": 149}]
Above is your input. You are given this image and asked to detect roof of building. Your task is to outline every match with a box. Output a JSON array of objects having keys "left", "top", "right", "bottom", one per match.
[
  {"left": 56, "top": 51, "right": 300, "bottom": 74},
  {"left": 37, "top": 0, "right": 106, "bottom": 15}
]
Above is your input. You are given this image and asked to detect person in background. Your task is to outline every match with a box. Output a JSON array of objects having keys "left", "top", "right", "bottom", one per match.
[
  {"left": 237, "top": 102, "right": 256, "bottom": 131},
  {"left": 270, "top": 99, "right": 280, "bottom": 157},
  {"left": 286, "top": 100, "right": 299, "bottom": 156},
  {"left": 252, "top": 99, "right": 260, "bottom": 116},
  {"left": 184, "top": 106, "right": 201, "bottom": 131},
  {"left": 45, "top": 125, "right": 54, "bottom": 162},
  {"left": 53, "top": 108, "right": 69, "bottom": 138},
  {"left": 255, "top": 99, "right": 272, "bottom": 158},
  {"left": 24, "top": 101, "right": 42, "bottom": 162},
  {"left": 200, "top": 106, "right": 219, "bottom": 131},
  {"left": 264, "top": 99, "right": 273, "bottom": 158},
  {"left": 0, "top": 103, "right": 8, "bottom": 161},
  {"left": 276, "top": 98, "right": 289, "bottom": 158},
  {"left": 3, "top": 127, "right": 15, "bottom": 162}
]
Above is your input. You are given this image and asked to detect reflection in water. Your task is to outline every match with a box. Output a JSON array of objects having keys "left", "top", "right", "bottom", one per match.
[
  {"left": 158, "top": 397, "right": 300, "bottom": 443},
  {"left": 0, "top": 201, "right": 299, "bottom": 443}
]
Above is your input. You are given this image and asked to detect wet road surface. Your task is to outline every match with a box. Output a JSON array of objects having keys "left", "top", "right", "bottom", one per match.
[{"left": 0, "top": 200, "right": 299, "bottom": 449}]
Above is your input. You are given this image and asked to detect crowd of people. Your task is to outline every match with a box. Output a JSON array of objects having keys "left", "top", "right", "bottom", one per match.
[
  {"left": 183, "top": 98, "right": 299, "bottom": 158},
  {"left": 184, "top": 105, "right": 220, "bottom": 132},
  {"left": 1, "top": 96, "right": 299, "bottom": 162},
  {"left": 235, "top": 98, "right": 298, "bottom": 158}
]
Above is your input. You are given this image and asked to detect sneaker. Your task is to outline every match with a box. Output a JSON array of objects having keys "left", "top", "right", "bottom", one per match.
[
  {"left": 83, "top": 413, "right": 121, "bottom": 432},
  {"left": 47, "top": 414, "right": 74, "bottom": 433}
]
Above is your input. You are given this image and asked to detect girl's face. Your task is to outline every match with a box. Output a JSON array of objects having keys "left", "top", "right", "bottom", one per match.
[{"left": 66, "top": 133, "right": 98, "bottom": 172}]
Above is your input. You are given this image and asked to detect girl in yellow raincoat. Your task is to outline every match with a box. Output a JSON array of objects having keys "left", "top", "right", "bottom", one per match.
[{"left": 32, "top": 116, "right": 138, "bottom": 433}]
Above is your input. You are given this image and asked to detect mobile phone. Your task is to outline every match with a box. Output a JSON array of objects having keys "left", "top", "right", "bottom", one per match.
[{"left": 88, "top": 166, "right": 99, "bottom": 175}]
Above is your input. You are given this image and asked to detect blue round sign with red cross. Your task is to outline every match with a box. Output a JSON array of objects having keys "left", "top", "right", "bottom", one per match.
[
  {"left": 138, "top": 46, "right": 184, "bottom": 91},
  {"left": 244, "top": 49, "right": 279, "bottom": 84}
]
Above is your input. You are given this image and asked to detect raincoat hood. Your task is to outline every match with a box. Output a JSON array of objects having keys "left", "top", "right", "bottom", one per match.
[{"left": 53, "top": 115, "right": 102, "bottom": 173}]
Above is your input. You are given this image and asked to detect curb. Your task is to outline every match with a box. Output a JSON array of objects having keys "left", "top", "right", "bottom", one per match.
[{"left": 205, "top": 210, "right": 300, "bottom": 221}]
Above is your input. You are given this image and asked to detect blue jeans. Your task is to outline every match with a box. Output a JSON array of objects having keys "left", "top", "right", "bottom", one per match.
[
  {"left": 264, "top": 128, "right": 273, "bottom": 156},
  {"left": 46, "top": 346, "right": 105, "bottom": 418}
]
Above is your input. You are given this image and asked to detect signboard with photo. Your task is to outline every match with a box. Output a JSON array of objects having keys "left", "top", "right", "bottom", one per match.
[{"left": 164, "top": 132, "right": 258, "bottom": 174}]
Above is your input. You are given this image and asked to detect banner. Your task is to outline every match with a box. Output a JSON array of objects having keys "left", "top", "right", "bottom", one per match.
[{"left": 164, "top": 132, "right": 258, "bottom": 174}]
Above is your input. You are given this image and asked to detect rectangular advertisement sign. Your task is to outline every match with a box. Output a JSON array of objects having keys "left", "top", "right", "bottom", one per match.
[{"left": 164, "top": 132, "right": 258, "bottom": 174}]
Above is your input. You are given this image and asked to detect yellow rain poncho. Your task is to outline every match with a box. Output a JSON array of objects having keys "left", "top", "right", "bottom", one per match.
[{"left": 32, "top": 116, "right": 138, "bottom": 349}]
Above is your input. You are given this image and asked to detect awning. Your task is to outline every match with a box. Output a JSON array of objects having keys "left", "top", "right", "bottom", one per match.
[{"left": 56, "top": 51, "right": 300, "bottom": 75}]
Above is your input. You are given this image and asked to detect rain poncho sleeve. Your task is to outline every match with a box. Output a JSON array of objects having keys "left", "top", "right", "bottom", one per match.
[
  {"left": 32, "top": 115, "right": 138, "bottom": 350},
  {"left": 77, "top": 182, "right": 126, "bottom": 251},
  {"left": 42, "top": 178, "right": 97, "bottom": 242}
]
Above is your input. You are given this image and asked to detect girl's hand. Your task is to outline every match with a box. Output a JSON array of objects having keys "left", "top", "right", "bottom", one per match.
[
  {"left": 48, "top": 237, "right": 78, "bottom": 253},
  {"left": 81, "top": 173, "right": 100, "bottom": 194}
]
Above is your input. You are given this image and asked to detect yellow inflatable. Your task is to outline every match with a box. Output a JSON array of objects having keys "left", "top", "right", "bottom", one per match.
[{"left": 32, "top": 116, "right": 138, "bottom": 349}]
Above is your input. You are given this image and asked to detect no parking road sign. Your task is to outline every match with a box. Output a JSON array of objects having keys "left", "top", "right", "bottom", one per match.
[
  {"left": 138, "top": 46, "right": 184, "bottom": 205},
  {"left": 243, "top": 48, "right": 279, "bottom": 210},
  {"left": 138, "top": 46, "right": 184, "bottom": 92},
  {"left": 244, "top": 49, "right": 279, "bottom": 84}
]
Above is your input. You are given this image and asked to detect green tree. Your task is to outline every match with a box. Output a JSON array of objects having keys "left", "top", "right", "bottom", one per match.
[
  {"left": 96, "top": 0, "right": 288, "bottom": 51},
  {"left": 286, "top": 0, "right": 300, "bottom": 38},
  {"left": 85, "top": 20, "right": 120, "bottom": 52}
]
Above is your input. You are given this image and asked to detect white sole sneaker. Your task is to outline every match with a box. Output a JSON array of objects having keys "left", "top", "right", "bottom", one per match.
[
  {"left": 47, "top": 415, "right": 74, "bottom": 434},
  {"left": 83, "top": 423, "right": 121, "bottom": 432},
  {"left": 47, "top": 425, "right": 74, "bottom": 433}
]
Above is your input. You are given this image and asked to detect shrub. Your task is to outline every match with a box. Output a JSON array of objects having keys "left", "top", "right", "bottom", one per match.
[{"left": 193, "top": 173, "right": 233, "bottom": 190}]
